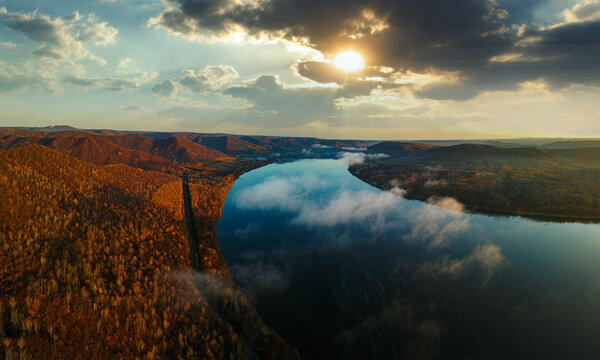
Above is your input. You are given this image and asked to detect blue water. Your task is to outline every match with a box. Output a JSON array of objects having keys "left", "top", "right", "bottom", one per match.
[{"left": 217, "top": 158, "right": 600, "bottom": 360}]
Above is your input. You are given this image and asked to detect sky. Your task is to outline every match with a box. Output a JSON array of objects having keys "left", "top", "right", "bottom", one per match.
[{"left": 0, "top": 0, "right": 599, "bottom": 139}]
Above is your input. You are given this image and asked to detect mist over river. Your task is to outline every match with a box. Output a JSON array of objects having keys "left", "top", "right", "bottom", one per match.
[{"left": 217, "top": 158, "right": 600, "bottom": 360}]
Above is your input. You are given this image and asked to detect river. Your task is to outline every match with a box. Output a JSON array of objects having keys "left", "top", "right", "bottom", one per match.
[{"left": 217, "top": 158, "right": 600, "bottom": 360}]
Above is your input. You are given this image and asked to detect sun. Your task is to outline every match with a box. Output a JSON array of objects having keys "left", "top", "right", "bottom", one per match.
[{"left": 332, "top": 51, "right": 365, "bottom": 72}]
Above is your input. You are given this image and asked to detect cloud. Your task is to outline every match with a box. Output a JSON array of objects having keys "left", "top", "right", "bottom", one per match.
[
  {"left": 229, "top": 262, "right": 289, "bottom": 300},
  {"left": 0, "top": 41, "right": 16, "bottom": 48},
  {"left": 292, "top": 59, "right": 399, "bottom": 90},
  {"left": 234, "top": 173, "right": 328, "bottom": 212},
  {"left": 424, "top": 243, "right": 505, "bottom": 278},
  {"left": 339, "top": 299, "right": 442, "bottom": 360},
  {"left": 0, "top": 8, "right": 117, "bottom": 64},
  {"left": 0, "top": 60, "right": 60, "bottom": 93},
  {"left": 121, "top": 104, "right": 144, "bottom": 111},
  {"left": 341, "top": 152, "right": 366, "bottom": 166},
  {"left": 293, "top": 189, "right": 401, "bottom": 228},
  {"left": 424, "top": 179, "right": 448, "bottom": 188},
  {"left": 64, "top": 71, "right": 157, "bottom": 91},
  {"left": 311, "top": 144, "right": 332, "bottom": 149},
  {"left": 426, "top": 196, "right": 465, "bottom": 213},
  {"left": 169, "top": 270, "right": 240, "bottom": 306},
  {"left": 404, "top": 197, "right": 470, "bottom": 249},
  {"left": 223, "top": 75, "right": 338, "bottom": 124},
  {"left": 340, "top": 152, "right": 389, "bottom": 166},
  {"left": 389, "top": 186, "right": 407, "bottom": 197},
  {"left": 417, "top": 10, "right": 600, "bottom": 100},
  {"left": 117, "top": 58, "right": 132, "bottom": 70},
  {"left": 151, "top": 0, "right": 510, "bottom": 73},
  {"left": 234, "top": 172, "right": 408, "bottom": 232},
  {"left": 294, "top": 60, "right": 348, "bottom": 84},
  {"left": 149, "top": 0, "right": 600, "bottom": 101},
  {"left": 181, "top": 65, "right": 239, "bottom": 91},
  {"left": 564, "top": 1, "right": 600, "bottom": 22},
  {"left": 232, "top": 171, "right": 468, "bottom": 249},
  {"left": 221, "top": 74, "right": 384, "bottom": 126},
  {"left": 233, "top": 222, "right": 261, "bottom": 238},
  {"left": 468, "top": 243, "right": 505, "bottom": 273},
  {"left": 152, "top": 79, "right": 178, "bottom": 97},
  {"left": 153, "top": 65, "right": 239, "bottom": 97}
]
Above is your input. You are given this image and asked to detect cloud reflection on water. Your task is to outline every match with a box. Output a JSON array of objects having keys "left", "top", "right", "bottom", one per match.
[{"left": 232, "top": 172, "right": 485, "bottom": 253}]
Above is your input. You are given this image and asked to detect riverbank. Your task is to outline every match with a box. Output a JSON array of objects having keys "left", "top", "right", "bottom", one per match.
[
  {"left": 348, "top": 159, "right": 600, "bottom": 224},
  {"left": 183, "top": 161, "right": 300, "bottom": 359}
]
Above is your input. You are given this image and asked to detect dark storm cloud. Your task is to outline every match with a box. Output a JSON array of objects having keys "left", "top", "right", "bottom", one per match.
[
  {"left": 155, "top": 0, "right": 511, "bottom": 71},
  {"left": 412, "top": 15, "right": 600, "bottom": 99},
  {"left": 520, "top": 20, "right": 600, "bottom": 88},
  {"left": 564, "top": 2, "right": 600, "bottom": 22},
  {"left": 496, "top": 0, "right": 547, "bottom": 24},
  {"left": 417, "top": 18, "right": 600, "bottom": 100},
  {"left": 294, "top": 61, "right": 348, "bottom": 84},
  {"left": 152, "top": 0, "right": 600, "bottom": 101}
]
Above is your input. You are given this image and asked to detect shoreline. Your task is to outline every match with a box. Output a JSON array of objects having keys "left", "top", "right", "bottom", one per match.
[
  {"left": 348, "top": 167, "right": 600, "bottom": 224},
  {"left": 185, "top": 158, "right": 301, "bottom": 359}
]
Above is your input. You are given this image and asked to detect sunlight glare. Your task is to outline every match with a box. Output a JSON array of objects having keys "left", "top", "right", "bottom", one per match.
[{"left": 332, "top": 51, "right": 365, "bottom": 72}]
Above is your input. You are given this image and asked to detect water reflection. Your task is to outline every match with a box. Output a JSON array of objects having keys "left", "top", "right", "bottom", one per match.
[{"left": 217, "top": 159, "right": 600, "bottom": 359}]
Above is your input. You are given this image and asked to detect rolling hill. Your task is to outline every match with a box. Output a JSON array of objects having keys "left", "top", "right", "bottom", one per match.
[
  {"left": 0, "top": 131, "right": 238, "bottom": 173},
  {"left": 175, "top": 134, "right": 262, "bottom": 154},
  {"left": 104, "top": 135, "right": 228, "bottom": 163},
  {"left": 367, "top": 141, "right": 434, "bottom": 156},
  {"left": 542, "top": 140, "right": 600, "bottom": 149},
  {"left": 419, "top": 143, "right": 553, "bottom": 161},
  {"left": 0, "top": 134, "right": 182, "bottom": 173},
  {"left": 547, "top": 147, "right": 600, "bottom": 167}
]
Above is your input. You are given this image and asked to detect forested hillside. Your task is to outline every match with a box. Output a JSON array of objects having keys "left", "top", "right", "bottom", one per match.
[
  {"left": 0, "top": 145, "right": 297, "bottom": 359},
  {"left": 351, "top": 143, "right": 600, "bottom": 220}
]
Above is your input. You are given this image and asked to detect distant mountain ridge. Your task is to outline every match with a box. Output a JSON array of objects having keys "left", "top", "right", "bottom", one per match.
[
  {"left": 175, "top": 134, "right": 261, "bottom": 154},
  {"left": 2, "top": 126, "right": 370, "bottom": 157},
  {"left": 367, "top": 141, "right": 435, "bottom": 155},
  {"left": 105, "top": 135, "right": 228, "bottom": 163},
  {"left": 0, "top": 132, "right": 183, "bottom": 173},
  {"left": 0, "top": 130, "right": 234, "bottom": 173},
  {"left": 421, "top": 143, "right": 553, "bottom": 161},
  {"left": 366, "top": 142, "right": 600, "bottom": 165},
  {"left": 542, "top": 140, "right": 600, "bottom": 149},
  {"left": 8, "top": 126, "right": 600, "bottom": 167}
]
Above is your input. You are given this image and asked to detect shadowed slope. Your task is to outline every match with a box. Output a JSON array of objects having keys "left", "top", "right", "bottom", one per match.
[{"left": 547, "top": 147, "right": 600, "bottom": 167}]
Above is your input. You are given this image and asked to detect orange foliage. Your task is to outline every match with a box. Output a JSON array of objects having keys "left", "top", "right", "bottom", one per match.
[{"left": 0, "top": 146, "right": 296, "bottom": 359}]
